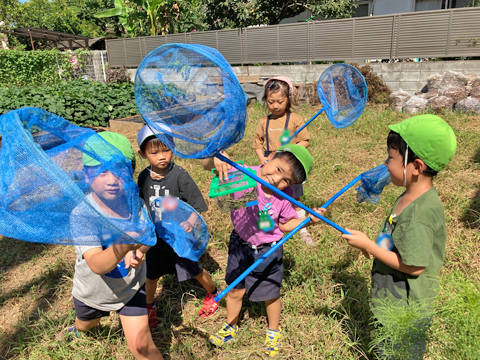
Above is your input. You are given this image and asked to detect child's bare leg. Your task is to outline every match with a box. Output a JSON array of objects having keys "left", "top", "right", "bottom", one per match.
[
  {"left": 75, "top": 317, "right": 101, "bottom": 332},
  {"left": 265, "top": 297, "right": 281, "bottom": 330},
  {"left": 296, "top": 201, "right": 314, "bottom": 245},
  {"left": 194, "top": 269, "right": 216, "bottom": 293},
  {"left": 145, "top": 278, "right": 159, "bottom": 304},
  {"left": 226, "top": 288, "right": 246, "bottom": 325},
  {"left": 120, "top": 314, "right": 163, "bottom": 360}
]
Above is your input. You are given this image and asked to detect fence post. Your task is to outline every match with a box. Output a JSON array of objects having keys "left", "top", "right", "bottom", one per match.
[
  {"left": 101, "top": 52, "right": 107, "bottom": 82},
  {"left": 446, "top": 9, "right": 453, "bottom": 56}
]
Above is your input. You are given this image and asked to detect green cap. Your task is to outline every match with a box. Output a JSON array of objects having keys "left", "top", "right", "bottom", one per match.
[
  {"left": 277, "top": 143, "right": 314, "bottom": 180},
  {"left": 388, "top": 114, "right": 456, "bottom": 172},
  {"left": 82, "top": 131, "right": 135, "bottom": 167}
]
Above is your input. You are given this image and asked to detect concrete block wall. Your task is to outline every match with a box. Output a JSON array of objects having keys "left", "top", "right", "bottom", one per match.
[{"left": 128, "top": 60, "right": 480, "bottom": 95}]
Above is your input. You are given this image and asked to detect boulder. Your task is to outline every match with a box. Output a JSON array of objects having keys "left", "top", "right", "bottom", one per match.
[
  {"left": 427, "top": 74, "right": 443, "bottom": 91},
  {"left": 402, "top": 95, "right": 428, "bottom": 115},
  {"left": 438, "top": 70, "right": 469, "bottom": 90},
  {"left": 471, "top": 76, "right": 480, "bottom": 88},
  {"left": 389, "top": 89, "right": 412, "bottom": 112},
  {"left": 470, "top": 86, "right": 480, "bottom": 99},
  {"left": 455, "top": 97, "right": 480, "bottom": 114},
  {"left": 424, "top": 90, "right": 438, "bottom": 99},
  {"left": 438, "top": 86, "right": 469, "bottom": 103},
  {"left": 426, "top": 96, "right": 454, "bottom": 113}
]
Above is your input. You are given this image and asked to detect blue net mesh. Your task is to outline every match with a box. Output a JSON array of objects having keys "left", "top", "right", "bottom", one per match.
[
  {"left": 317, "top": 64, "right": 367, "bottom": 129},
  {"left": 135, "top": 43, "right": 249, "bottom": 159},
  {"left": 356, "top": 164, "right": 392, "bottom": 204},
  {"left": 150, "top": 196, "right": 209, "bottom": 261},
  {"left": 0, "top": 107, "right": 156, "bottom": 247}
]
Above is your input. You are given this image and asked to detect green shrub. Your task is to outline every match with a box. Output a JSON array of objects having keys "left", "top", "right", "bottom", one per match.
[
  {"left": 0, "top": 81, "right": 138, "bottom": 127},
  {"left": 0, "top": 49, "right": 83, "bottom": 87}
]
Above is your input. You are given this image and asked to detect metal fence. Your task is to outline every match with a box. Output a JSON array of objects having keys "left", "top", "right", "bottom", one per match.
[{"left": 106, "top": 7, "right": 480, "bottom": 68}]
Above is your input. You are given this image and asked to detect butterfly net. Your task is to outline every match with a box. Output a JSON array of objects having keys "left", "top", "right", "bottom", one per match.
[
  {"left": 356, "top": 164, "right": 392, "bottom": 204},
  {"left": 150, "top": 196, "right": 209, "bottom": 261},
  {"left": 317, "top": 63, "right": 367, "bottom": 129},
  {"left": 135, "top": 43, "right": 249, "bottom": 159},
  {"left": 0, "top": 107, "right": 156, "bottom": 247}
]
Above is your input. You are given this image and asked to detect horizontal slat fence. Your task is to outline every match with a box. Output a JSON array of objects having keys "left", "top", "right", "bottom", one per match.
[{"left": 107, "top": 7, "right": 480, "bottom": 67}]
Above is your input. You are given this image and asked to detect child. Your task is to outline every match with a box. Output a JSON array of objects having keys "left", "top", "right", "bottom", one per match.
[
  {"left": 342, "top": 114, "right": 457, "bottom": 358},
  {"left": 136, "top": 126, "right": 220, "bottom": 327},
  {"left": 202, "top": 144, "right": 325, "bottom": 357},
  {"left": 253, "top": 76, "right": 314, "bottom": 245},
  {"left": 69, "top": 131, "right": 163, "bottom": 360}
]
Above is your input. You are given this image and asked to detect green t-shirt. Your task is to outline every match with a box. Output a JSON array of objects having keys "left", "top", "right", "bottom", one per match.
[{"left": 370, "top": 187, "right": 447, "bottom": 318}]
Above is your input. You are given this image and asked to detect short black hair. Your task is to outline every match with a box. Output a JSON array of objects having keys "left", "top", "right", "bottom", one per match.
[
  {"left": 140, "top": 135, "right": 170, "bottom": 153},
  {"left": 272, "top": 151, "right": 306, "bottom": 184},
  {"left": 387, "top": 130, "right": 437, "bottom": 176}
]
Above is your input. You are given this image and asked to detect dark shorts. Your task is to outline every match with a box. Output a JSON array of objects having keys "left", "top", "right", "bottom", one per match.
[
  {"left": 146, "top": 237, "right": 203, "bottom": 282},
  {"left": 290, "top": 183, "right": 304, "bottom": 198},
  {"left": 225, "top": 230, "right": 283, "bottom": 302},
  {"left": 73, "top": 284, "right": 147, "bottom": 321}
]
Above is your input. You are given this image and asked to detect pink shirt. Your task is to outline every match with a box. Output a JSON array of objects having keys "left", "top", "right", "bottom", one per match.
[{"left": 230, "top": 165, "right": 298, "bottom": 246}]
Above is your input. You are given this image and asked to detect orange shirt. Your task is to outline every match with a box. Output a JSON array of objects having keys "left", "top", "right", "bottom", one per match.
[{"left": 252, "top": 112, "right": 310, "bottom": 151}]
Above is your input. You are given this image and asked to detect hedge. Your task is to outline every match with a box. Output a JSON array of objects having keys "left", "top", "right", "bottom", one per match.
[
  {"left": 0, "top": 49, "right": 85, "bottom": 87},
  {"left": 0, "top": 81, "right": 139, "bottom": 127}
]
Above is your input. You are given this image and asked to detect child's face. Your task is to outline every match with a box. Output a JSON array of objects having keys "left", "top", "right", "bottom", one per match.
[
  {"left": 266, "top": 91, "right": 288, "bottom": 117},
  {"left": 385, "top": 147, "right": 413, "bottom": 187},
  {"left": 258, "top": 157, "right": 296, "bottom": 193},
  {"left": 139, "top": 143, "right": 172, "bottom": 173},
  {"left": 87, "top": 168, "right": 125, "bottom": 201}
]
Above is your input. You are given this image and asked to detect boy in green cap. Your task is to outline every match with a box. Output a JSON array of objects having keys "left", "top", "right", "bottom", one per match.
[
  {"left": 69, "top": 131, "right": 163, "bottom": 360},
  {"left": 203, "top": 144, "right": 325, "bottom": 357},
  {"left": 342, "top": 114, "right": 457, "bottom": 358}
]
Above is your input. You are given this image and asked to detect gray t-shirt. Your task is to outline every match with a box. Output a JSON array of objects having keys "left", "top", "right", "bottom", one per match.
[{"left": 71, "top": 194, "right": 147, "bottom": 312}]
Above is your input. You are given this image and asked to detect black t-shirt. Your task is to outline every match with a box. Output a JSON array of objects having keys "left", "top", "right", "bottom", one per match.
[{"left": 138, "top": 163, "right": 208, "bottom": 214}]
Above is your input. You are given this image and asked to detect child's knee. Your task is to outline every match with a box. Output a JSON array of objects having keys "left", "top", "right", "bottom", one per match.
[
  {"left": 228, "top": 288, "right": 245, "bottom": 300},
  {"left": 129, "top": 331, "right": 155, "bottom": 357}
]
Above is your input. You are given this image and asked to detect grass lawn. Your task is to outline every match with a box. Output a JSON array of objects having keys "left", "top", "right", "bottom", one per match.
[{"left": 0, "top": 103, "right": 479, "bottom": 359}]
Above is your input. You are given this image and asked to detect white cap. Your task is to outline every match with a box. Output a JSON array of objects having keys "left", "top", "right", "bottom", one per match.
[{"left": 137, "top": 125, "right": 156, "bottom": 148}]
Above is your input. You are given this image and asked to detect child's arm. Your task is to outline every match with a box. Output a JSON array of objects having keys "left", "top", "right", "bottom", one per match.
[
  {"left": 181, "top": 212, "right": 198, "bottom": 232},
  {"left": 253, "top": 120, "right": 267, "bottom": 164},
  {"left": 83, "top": 243, "right": 142, "bottom": 275},
  {"left": 342, "top": 230, "right": 425, "bottom": 276},
  {"left": 296, "top": 139, "right": 310, "bottom": 148},
  {"left": 256, "top": 148, "right": 268, "bottom": 165},
  {"left": 125, "top": 245, "right": 150, "bottom": 269},
  {"left": 278, "top": 207, "right": 326, "bottom": 232},
  {"left": 202, "top": 151, "right": 231, "bottom": 180}
]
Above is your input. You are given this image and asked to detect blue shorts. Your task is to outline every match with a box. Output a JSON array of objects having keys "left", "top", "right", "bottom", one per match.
[
  {"left": 225, "top": 230, "right": 283, "bottom": 302},
  {"left": 73, "top": 284, "right": 147, "bottom": 321}
]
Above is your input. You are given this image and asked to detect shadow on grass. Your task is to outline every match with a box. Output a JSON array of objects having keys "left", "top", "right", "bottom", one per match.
[
  {"left": 317, "top": 251, "right": 373, "bottom": 360},
  {"left": 460, "top": 146, "right": 480, "bottom": 229},
  {"left": 0, "top": 262, "right": 68, "bottom": 359}
]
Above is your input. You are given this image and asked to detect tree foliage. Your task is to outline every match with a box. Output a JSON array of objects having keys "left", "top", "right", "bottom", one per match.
[{"left": 203, "top": 0, "right": 357, "bottom": 30}]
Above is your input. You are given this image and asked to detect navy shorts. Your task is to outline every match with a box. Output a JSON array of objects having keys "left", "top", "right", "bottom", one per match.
[
  {"left": 73, "top": 284, "right": 147, "bottom": 321},
  {"left": 290, "top": 183, "right": 304, "bottom": 198},
  {"left": 225, "top": 231, "right": 283, "bottom": 302},
  {"left": 146, "top": 237, "right": 203, "bottom": 282}
]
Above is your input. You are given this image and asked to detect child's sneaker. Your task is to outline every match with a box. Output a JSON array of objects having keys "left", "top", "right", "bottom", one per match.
[
  {"left": 301, "top": 231, "right": 314, "bottom": 245},
  {"left": 208, "top": 323, "right": 238, "bottom": 346},
  {"left": 147, "top": 304, "right": 158, "bottom": 328},
  {"left": 198, "top": 291, "right": 219, "bottom": 318},
  {"left": 57, "top": 325, "right": 81, "bottom": 342},
  {"left": 264, "top": 328, "right": 282, "bottom": 357}
]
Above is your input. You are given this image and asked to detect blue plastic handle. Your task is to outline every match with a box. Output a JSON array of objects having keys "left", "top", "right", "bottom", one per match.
[
  {"left": 215, "top": 153, "right": 349, "bottom": 235},
  {"left": 282, "top": 108, "right": 324, "bottom": 145}
]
